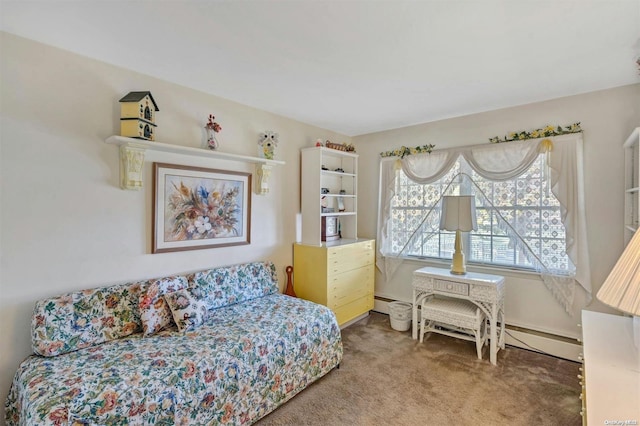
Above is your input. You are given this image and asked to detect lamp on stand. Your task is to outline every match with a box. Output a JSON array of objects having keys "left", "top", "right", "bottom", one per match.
[{"left": 439, "top": 195, "right": 477, "bottom": 275}]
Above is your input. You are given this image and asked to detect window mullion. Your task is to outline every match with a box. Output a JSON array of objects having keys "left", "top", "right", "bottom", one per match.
[
  {"left": 460, "top": 161, "right": 472, "bottom": 259},
  {"left": 538, "top": 163, "right": 544, "bottom": 263},
  {"left": 490, "top": 180, "right": 495, "bottom": 264},
  {"left": 513, "top": 178, "right": 518, "bottom": 265}
]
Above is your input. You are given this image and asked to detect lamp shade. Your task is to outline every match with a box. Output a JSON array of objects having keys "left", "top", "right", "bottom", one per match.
[
  {"left": 439, "top": 195, "right": 477, "bottom": 232},
  {"left": 597, "top": 230, "right": 640, "bottom": 316}
]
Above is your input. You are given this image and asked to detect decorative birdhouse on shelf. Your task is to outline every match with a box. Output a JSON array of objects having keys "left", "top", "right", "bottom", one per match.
[{"left": 119, "top": 91, "right": 159, "bottom": 141}]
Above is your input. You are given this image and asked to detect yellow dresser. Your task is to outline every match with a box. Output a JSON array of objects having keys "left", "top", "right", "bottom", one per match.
[{"left": 293, "top": 239, "right": 375, "bottom": 326}]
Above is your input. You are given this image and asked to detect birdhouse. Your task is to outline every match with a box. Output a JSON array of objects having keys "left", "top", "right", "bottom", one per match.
[{"left": 119, "top": 91, "right": 159, "bottom": 141}]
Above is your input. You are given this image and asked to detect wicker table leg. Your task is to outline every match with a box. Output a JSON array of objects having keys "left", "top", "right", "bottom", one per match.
[{"left": 489, "top": 306, "right": 498, "bottom": 365}]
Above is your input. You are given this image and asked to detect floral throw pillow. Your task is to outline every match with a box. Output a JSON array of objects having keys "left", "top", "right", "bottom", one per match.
[
  {"left": 138, "top": 276, "right": 188, "bottom": 335},
  {"left": 164, "top": 289, "right": 207, "bottom": 332}
]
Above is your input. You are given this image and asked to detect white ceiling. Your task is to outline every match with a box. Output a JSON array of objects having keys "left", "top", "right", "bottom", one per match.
[{"left": 2, "top": 1, "right": 639, "bottom": 136}]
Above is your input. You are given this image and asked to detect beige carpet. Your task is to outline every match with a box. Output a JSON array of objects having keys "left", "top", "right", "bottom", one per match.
[{"left": 257, "top": 312, "right": 581, "bottom": 426}]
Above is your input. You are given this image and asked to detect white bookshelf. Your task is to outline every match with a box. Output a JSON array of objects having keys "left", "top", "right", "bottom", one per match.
[
  {"left": 300, "top": 147, "right": 358, "bottom": 246},
  {"left": 624, "top": 127, "right": 640, "bottom": 245}
]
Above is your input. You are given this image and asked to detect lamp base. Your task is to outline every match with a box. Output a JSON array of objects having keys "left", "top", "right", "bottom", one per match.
[
  {"left": 450, "top": 253, "right": 467, "bottom": 275},
  {"left": 450, "top": 238, "right": 467, "bottom": 275}
]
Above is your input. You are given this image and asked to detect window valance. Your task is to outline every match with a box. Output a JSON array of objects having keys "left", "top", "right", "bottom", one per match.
[{"left": 400, "top": 138, "right": 545, "bottom": 183}]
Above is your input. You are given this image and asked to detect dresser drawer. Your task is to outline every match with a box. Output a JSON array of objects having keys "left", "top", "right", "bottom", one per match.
[
  {"left": 327, "top": 241, "right": 374, "bottom": 274},
  {"left": 328, "top": 286, "right": 370, "bottom": 310},
  {"left": 329, "top": 266, "right": 372, "bottom": 296},
  {"left": 434, "top": 279, "right": 469, "bottom": 296},
  {"left": 328, "top": 267, "right": 372, "bottom": 308},
  {"left": 333, "top": 294, "right": 374, "bottom": 325}
]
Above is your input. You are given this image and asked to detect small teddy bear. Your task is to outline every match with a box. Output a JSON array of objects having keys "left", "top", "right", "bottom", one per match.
[{"left": 258, "top": 131, "right": 279, "bottom": 160}]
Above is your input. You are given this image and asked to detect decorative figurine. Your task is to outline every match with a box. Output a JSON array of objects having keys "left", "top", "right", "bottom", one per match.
[
  {"left": 119, "top": 91, "right": 159, "bottom": 141},
  {"left": 315, "top": 138, "right": 323, "bottom": 147},
  {"left": 284, "top": 266, "right": 297, "bottom": 297},
  {"left": 258, "top": 131, "right": 279, "bottom": 160},
  {"left": 338, "top": 189, "right": 346, "bottom": 212},
  {"left": 205, "top": 114, "right": 222, "bottom": 150}
]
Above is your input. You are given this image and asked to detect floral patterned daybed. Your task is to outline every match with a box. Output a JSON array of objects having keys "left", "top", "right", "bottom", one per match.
[{"left": 5, "top": 261, "right": 343, "bottom": 425}]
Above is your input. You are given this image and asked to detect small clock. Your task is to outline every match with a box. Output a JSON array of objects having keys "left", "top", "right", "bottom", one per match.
[{"left": 321, "top": 216, "right": 340, "bottom": 242}]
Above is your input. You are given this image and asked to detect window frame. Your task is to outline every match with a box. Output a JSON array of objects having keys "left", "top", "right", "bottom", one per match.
[{"left": 388, "top": 154, "right": 573, "bottom": 274}]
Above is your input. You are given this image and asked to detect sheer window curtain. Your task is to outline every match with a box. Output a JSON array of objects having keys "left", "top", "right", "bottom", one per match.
[{"left": 376, "top": 134, "right": 591, "bottom": 314}]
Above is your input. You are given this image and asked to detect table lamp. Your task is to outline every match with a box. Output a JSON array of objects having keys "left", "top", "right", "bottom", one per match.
[{"left": 440, "top": 195, "right": 477, "bottom": 275}]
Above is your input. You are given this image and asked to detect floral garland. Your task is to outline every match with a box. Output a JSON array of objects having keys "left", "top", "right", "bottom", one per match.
[
  {"left": 378, "top": 122, "right": 581, "bottom": 158},
  {"left": 489, "top": 122, "right": 582, "bottom": 143},
  {"left": 380, "top": 144, "right": 435, "bottom": 158}
]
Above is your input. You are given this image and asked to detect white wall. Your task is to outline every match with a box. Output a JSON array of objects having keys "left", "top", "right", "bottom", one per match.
[
  {"left": 354, "top": 83, "right": 640, "bottom": 339},
  {"left": 0, "top": 32, "right": 351, "bottom": 416}
]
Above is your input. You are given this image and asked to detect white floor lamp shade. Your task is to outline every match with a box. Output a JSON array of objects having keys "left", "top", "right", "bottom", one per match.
[{"left": 440, "top": 195, "right": 477, "bottom": 275}]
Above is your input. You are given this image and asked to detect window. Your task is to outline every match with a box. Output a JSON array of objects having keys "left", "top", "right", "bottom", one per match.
[
  {"left": 390, "top": 155, "right": 574, "bottom": 274},
  {"left": 378, "top": 135, "right": 590, "bottom": 313}
]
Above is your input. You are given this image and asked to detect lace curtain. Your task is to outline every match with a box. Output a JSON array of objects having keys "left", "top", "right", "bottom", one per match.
[{"left": 377, "top": 134, "right": 592, "bottom": 314}]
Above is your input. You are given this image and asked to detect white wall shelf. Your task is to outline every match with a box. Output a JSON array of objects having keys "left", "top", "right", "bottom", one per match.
[
  {"left": 320, "top": 212, "right": 356, "bottom": 217},
  {"left": 105, "top": 135, "right": 285, "bottom": 194},
  {"left": 322, "top": 170, "right": 356, "bottom": 178}
]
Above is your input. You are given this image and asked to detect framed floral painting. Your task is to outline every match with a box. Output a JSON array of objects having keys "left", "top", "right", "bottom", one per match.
[{"left": 152, "top": 163, "right": 251, "bottom": 253}]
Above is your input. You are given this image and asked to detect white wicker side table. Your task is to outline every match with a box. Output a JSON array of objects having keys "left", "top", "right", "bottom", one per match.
[
  {"left": 420, "top": 297, "right": 488, "bottom": 359},
  {"left": 412, "top": 267, "right": 505, "bottom": 365}
]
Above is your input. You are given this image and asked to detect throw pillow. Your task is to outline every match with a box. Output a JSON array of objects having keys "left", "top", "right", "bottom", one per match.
[
  {"left": 164, "top": 289, "right": 207, "bottom": 332},
  {"left": 138, "top": 275, "right": 188, "bottom": 335}
]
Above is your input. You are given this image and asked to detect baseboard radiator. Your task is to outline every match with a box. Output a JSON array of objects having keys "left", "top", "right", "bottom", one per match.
[{"left": 373, "top": 297, "right": 582, "bottom": 362}]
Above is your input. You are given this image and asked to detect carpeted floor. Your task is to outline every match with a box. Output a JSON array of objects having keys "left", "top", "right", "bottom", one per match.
[{"left": 257, "top": 312, "right": 581, "bottom": 426}]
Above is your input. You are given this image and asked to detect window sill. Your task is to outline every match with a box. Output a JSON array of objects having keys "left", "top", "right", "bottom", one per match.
[{"left": 390, "top": 255, "right": 545, "bottom": 281}]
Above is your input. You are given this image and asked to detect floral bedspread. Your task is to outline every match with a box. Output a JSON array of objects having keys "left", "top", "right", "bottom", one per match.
[{"left": 5, "top": 294, "right": 343, "bottom": 425}]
